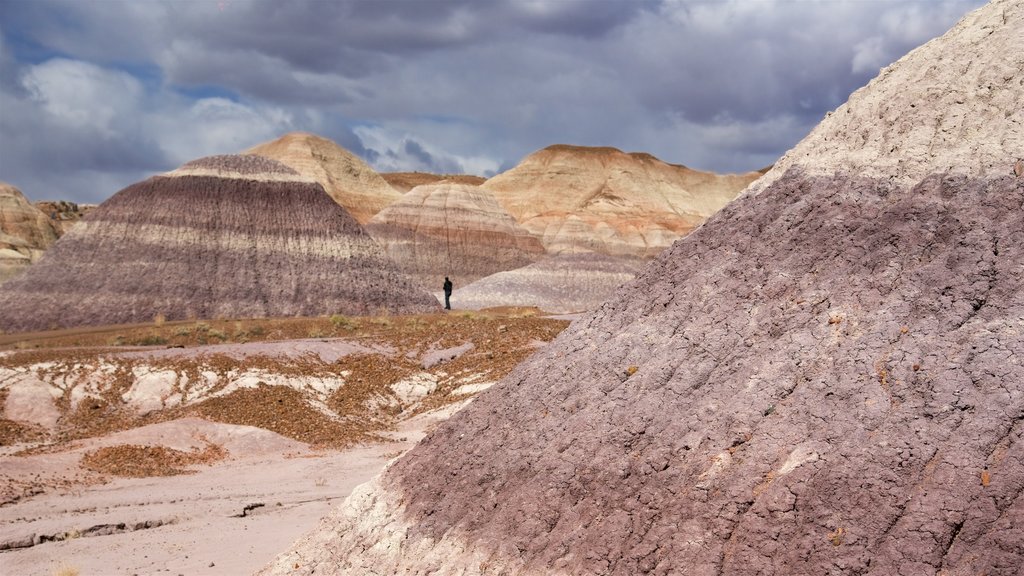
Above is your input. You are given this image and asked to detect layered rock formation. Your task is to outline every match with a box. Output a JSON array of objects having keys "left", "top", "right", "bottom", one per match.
[
  {"left": 261, "top": 1, "right": 1024, "bottom": 574},
  {"left": 365, "top": 182, "right": 545, "bottom": 291},
  {"left": 35, "top": 200, "right": 95, "bottom": 236},
  {"left": 382, "top": 172, "right": 487, "bottom": 194},
  {"left": 245, "top": 132, "right": 401, "bottom": 224},
  {"left": 0, "top": 155, "right": 439, "bottom": 333},
  {"left": 482, "top": 145, "right": 762, "bottom": 258},
  {"left": 450, "top": 253, "right": 644, "bottom": 314},
  {"left": 0, "top": 182, "right": 59, "bottom": 284}
]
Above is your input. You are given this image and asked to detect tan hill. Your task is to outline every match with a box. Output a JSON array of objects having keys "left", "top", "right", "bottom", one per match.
[
  {"left": 448, "top": 253, "right": 645, "bottom": 314},
  {"left": 35, "top": 200, "right": 96, "bottom": 235},
  {"left": 381, "top": 172, "right": 487, "bottom": 194},
  {"left": 0, "top": 155, "right": 439, "bottom": 333},
  {"left": 259, "top": 2, "right": 1024, "bottom": 575},
  {"left": 244, "top": 132, "right": 401, "bottom": 224},
  {"left": 0, "top": 182, "right": 59, "bottom": 284},
  {"left": 481, "top": 145, "right": 762, "bottom": 258},
  {"left": 365, "top": 182, "right": 545, "bottom": 291}
]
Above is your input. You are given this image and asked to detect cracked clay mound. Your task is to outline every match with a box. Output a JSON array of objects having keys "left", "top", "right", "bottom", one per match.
[
  {"left": 0, "top": 155, "right": 439, "bottom": 333},
  {"left": 261, "top": 2, "right": 1024, "bottom": 575}
]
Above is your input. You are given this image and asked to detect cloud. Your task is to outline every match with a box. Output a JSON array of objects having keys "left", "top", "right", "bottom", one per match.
[{"left": 0, "top": 0, "right": 988, "bottom": 203}]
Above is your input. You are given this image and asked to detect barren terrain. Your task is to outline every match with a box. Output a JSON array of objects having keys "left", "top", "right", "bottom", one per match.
[{"left": 0, "top": 310, "right": 568, "bottom": 575}]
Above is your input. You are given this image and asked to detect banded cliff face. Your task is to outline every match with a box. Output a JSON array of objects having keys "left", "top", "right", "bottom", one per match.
[
  {"left": 260, "top": 1, "right": 1024, "bottom": 575},
  {"left": 482, "top": 145, "right": 762, "bottom": 258},
  {"left": 0, "top": 155, "right": 439, "bottom": 333},
  {"left": 381, "top": 172, "right": 487, "bottom": 194},
  {"left": 0, "top": 182, "right": 59, "bottom": 284},
  {"left": 245, "top": 132, "right": 402, "bottom": 224},
  {"left": 365, "top": 182, "right": 545, "bottom": 291}
]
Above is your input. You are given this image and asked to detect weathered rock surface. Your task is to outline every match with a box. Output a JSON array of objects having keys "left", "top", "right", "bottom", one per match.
[
  {"left": 482, "top": 145, "right": 762, "bottom": 258},
  {"left": 0, "top": 182, "right": 59, "bottom": 284},
  {"left": 450, "top": 253, "right": 644, "bottom": 314},
  {"left": 260, "top": 2, "right": 1024, "bottom": 575},
  {"left": 366, "top": 182, "right": 545, "bottom": 291},
  {"left": 381, "top": 172, "right": 487, "bottom": 194},
  {"left": 245, "top": 132, "right": 401, "bottom": 224},
  {"left": 34, "top": 200, "right": 95, "bottom": 236},
  {"left": 0, "top": 154, "right": 439, "bottom": 333}
]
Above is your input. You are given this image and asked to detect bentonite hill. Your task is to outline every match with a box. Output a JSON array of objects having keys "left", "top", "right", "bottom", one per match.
[
  {"left": 366, "top": 182, "right": 546, "bottom": 291},
  {"left": 0, "top": 182, "right": 59, "bottom": 284},
  {"left": 245, "top": 132, "right": 402, "bottom": 224},
  {"left": 0, "top": 155, "right": 439, "bottom": 333},
  {"left": 261, "top": 1, "right": 1023, "bottom": 575},
  {"left": 482, "top": 145, "right": 763, "bottom": 258}
]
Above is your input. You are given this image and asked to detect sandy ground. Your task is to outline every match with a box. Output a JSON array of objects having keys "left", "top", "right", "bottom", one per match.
[
  {"left": 0, "top": 407, "right": 459, "bottom": 576},
  {"left": 0, "top": 311, "right": 568, "bottom": 576}
]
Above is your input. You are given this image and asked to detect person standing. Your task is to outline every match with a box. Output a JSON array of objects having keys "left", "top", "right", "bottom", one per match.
[{"left": 443, "top": 276, "right": 453, "bottom": 310}]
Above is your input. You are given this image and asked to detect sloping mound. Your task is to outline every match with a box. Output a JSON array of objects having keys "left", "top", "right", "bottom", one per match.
[
  {"left": 245, "top": 132, "right": 402, "bottom": 224},
  {"left": 450, "top": 252, "right": 644, "bottom": 314},
  {"left": 0, "top": 154, "right": 439, "bottom": 333},
  {"left": 482, "top": 145, "right": 761, "bottom": 258},
  {"left": 260, "top": 1, "right": 1024, "bottom": 575},
  {"left": 0, "top": 182, "right": 59, "bottom": 284},
  {"left": 365, "top": 182, "right": 545, "bottom": 290},
  {"left": 381, "top": 172, "right": 487, "bottom": 194}
]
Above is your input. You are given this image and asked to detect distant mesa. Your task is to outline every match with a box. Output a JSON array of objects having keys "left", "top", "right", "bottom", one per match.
[
  {"left": 0, "top": 154, "right": 439, "bottom": 333},
  {"left": 450, "top": 252, "right": 645, "bottom": 314},
  {"left": 244, "top": 132, "right": 402, "bottom": 224},
  {"left": 259, "top": 1, "right": 1024, "bottom": 574},
  {"left": 482, "top": 144, "right": 762, "bottom": 258},
  {"left": 0, "top": 182, "right": 59, "bottom": 284},
  {"left": 365, "top": 182, "right": 545, "bottom": 291},
  {"left": 382, "top": 172, "right": 487, "bottom": 195}
]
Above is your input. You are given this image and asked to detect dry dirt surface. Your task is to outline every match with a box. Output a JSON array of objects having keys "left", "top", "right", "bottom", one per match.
[{"left": 0, "top": 310, "right": 568, "bottom": 575}]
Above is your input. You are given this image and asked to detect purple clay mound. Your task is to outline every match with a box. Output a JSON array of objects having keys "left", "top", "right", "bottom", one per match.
[
  {"left": 380, "top": 170, "right": 1023, "bottom": 575},
  {"left": 0, "top": 154, "right": 439, "bottom": 332}
]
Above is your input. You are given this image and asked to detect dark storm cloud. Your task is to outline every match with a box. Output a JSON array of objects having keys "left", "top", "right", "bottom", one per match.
[{"left": 0, "top": 0, "right": 988, "bottom": 202}]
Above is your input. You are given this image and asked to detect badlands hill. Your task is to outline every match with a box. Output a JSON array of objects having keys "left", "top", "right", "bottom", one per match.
[
  {"left": 450, "top": 253, "right": 645, "bottom": 314},
  {"left": 262, "top": 1, "right": 1024, "bottom": 574},
  {"left": 0, "top": 155, "right": 438, "bottom": 333},
  {"left": 381, "top": 172, "right": 487, "bottom": 194},
  {"left": 482, "top": 145, "right": 763, "bottom": 258},
  {"left": 0, "top": 182, "right": 59, "bottom": 284},
  {"left": 366, "top": 182, "right": 545, "bottom": 291},
  {"left": 245, "top": 132, "right": 401, "bottom": 224}
]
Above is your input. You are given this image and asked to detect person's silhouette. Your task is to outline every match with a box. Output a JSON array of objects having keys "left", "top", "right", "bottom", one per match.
[{"left": 443, "top": 276, "right": 453, "bottom": 310}]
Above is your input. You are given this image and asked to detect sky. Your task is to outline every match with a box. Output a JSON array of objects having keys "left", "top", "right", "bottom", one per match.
[{"left": 0, "top": 0, "right": 987, "bottom": 204}]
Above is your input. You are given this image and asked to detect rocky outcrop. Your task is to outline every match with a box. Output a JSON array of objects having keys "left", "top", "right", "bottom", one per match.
[
  {"left": 482, "top": 145, "right": 762, "bottom": 258},
  {"left": 35, "top": 200, "right": 96, "bottom": 236},
  {"left": 382, "top": 172, "right": 487, "bottom": 194},
  {"left": 449, "top": 253, "right": 644, "bottom": 314},
  {"left": 365, "top": 182, "right": 545, "bottom": 291},
  {"left": 245, "top": 132, "right": 401, "bottom": 224},
  {"left": 259, "top": 1, "right": 1024, "bottom": 575},
  {"left": 0, "top": 182, "right": 59, "bottom": 284},
  {"left": 0, "top": 155, "right": 439, "bottom": 333}
]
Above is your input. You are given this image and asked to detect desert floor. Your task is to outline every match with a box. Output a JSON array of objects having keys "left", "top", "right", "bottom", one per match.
[{"left": 0, "top": 310, "right": 571, "bottom": 575}]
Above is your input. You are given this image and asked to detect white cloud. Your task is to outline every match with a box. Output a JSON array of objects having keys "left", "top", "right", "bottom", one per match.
[{"left": 22, "top": 59, "right": 143, "bottom": 137}]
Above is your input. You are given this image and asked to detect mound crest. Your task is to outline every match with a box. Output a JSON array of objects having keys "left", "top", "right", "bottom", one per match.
[
  {"left": 0, "top": 154, "right": 439, "bottom": 333},
  {"left": 260, "top": 1, "right": 1024, "bottom": 575}
]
